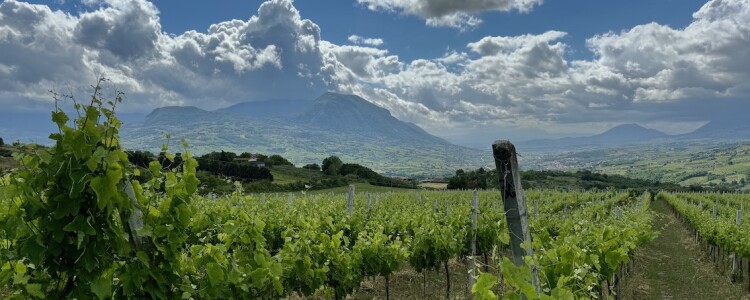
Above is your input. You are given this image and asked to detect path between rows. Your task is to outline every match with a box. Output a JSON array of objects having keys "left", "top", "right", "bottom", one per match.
[{"left": 621, "top": 200, "right": 749, "bottom": 299}]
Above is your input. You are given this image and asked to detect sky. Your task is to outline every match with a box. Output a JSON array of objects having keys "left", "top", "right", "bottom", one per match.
[{"left": 0, "top": 0, "right": 748, "bottom": 145}]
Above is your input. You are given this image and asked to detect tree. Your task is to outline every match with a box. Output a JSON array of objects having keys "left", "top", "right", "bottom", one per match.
[
  {"left": 322, "top": 156, "right": 343, "bottom": 176},
  {"left": 303, "top": 163, "right": 320, "bottom": 171},
  {"left": 0, "top": 137, "right": 4, "bottom": 146},
  {"left": 266, "top": 154, "right": 293, "bottom": 166}
]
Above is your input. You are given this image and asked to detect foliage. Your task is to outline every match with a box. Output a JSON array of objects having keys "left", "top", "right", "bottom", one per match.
[
  {"left": 266, "top": 154, "right": 293, "bottom": 167},
  {"left": 322, "top": 155, "right": 343, "bottom": 176},
  {"left": 126, "top": 150, "right": 155, "bottom": 168},
  {"left": 195, "top": 157, "right": 273, "bottom": 182},
  {"left": 0, "top": 79, "right": 204, "bottom": 298},
  {"left": 302, "top": 163, "right": 320, "bottom": 171}
]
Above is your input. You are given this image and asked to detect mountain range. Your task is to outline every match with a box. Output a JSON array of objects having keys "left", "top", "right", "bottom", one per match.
[
  {"left": 520, "top": 118, "right": 750, "bottom": 151},
  {"left": 120, "top": 92, "right": 488, "bottom": 176},
  {"left": 2, "top": 92, "right": 748, "bottom": 176}
]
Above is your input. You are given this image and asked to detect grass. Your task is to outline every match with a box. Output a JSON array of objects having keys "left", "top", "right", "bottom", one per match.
[
  {"left": 620, "top": 200, "right": 750, "bottom": 299},
  {"left": 419, "top": 182, "right": 448, "bottom": 190},
  {"left": 270, "top": 165, "right": 326, "bottom": 185},
  {"left": 309, "top": 182, "right": 414, "bottom": 194}
]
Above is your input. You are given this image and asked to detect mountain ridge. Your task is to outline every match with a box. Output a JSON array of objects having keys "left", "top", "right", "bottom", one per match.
[{"left": 121, "top": 92, "right": 487, "bottom": 176}]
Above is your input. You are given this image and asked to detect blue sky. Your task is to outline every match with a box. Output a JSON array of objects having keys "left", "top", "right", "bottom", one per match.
[
  {"left": 1, "top": 0, "right": 749, "bottom": 144},
  {"left": 37, "top": 0, "right": 708, "bottom": 62}
]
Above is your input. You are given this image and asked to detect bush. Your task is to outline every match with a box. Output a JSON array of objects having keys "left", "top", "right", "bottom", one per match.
[
  {"left": 302, "top": 163, "right": 320, "bottom": 171},
  {"left": 322, "top": 156, "right": 343, "bottom": 176}
]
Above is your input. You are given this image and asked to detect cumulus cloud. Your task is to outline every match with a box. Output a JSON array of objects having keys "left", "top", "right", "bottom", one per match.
[
  {"left": 1, "top": 0, "right": 750, "bottom": 140},
  {"left": 356, "top": 0, "right": 543, "bottom": 29},
  {"left": 348, "top": 35, "right": 384, "bottom": 46}
]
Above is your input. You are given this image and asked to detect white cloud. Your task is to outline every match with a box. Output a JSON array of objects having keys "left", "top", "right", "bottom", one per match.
[
  {"left": 357, "top": 0, "right": 543, "bottom": 29},
  {"left": 347, "top": 35, "right": 384, "bottom": 46},
  {"left": 1, "top": 0, "right": 750, "bottom": 141}
]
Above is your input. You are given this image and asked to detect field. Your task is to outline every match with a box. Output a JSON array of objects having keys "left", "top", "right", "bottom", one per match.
[
  {"left": 523, "top": 142, "right": 750, "bottom": 190},
  {"left": 3, "top": 101, "right": 750, "bottom": 299}
]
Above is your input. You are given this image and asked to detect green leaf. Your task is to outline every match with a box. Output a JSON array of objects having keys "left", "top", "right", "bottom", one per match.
[
  {"left": 15, "top": 262, "right": 26, "bottom": 276},
  {"left": 63, "top": 215, "right": 96, "bottom": 236},
  {"left": 206, "top": 262, "right": 224, "bottom": 287},
  {"left": 25, "top": 283, "right": 45, "bottom": 298},
  {"left": 52, "top": 110, "right": 69, "bottom": 127},
  {"left": 91, "top": 276, "right": 112, "bottom": 299}
]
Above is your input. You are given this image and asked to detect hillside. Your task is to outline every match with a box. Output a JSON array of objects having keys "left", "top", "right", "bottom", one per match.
[
  {"left": 120, "top": 92, "right": 487, "bottom": 176},
  {"left": 521, "top": 123, "right": 670, "bottom": 150},
  {"left": 682, "top": 117, "right": 750, "bottom": 139}
]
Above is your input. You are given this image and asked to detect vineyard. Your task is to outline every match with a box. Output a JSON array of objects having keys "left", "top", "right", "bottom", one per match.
[{"left": 0, "top": 82, "right": 748, "bottom": 299}]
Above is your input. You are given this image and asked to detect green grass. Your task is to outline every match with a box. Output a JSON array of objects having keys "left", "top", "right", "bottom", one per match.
[
  {"left": 526, "top": 142, "right": 750, "bottom": 190},
  {"left": 309, "top": 183, "right": 414, "bottom": 194},
  {"left": 621, "top": 200, "right": 749, "bottom": 299},
  {"left": 270, "top": 165, "right": 326, "bottom": 185}
]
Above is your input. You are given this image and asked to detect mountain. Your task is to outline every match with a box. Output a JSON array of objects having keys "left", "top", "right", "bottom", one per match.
[
  {"left": 588, "top": 123, "right": 668, "bottom": 142},
  {"left": 682, "top": 118, "right": 750, "bottom": 139},
  {"left": 293, "top": 92, "right": 446, "bottom": 144},
  {"left": 144, "top": 106, "right": 215, "bottom": 124},
  {"left": 521, "top": 123, "right": 669, "bottom": 151},
  {"left": 120, "top": 92, "right": 487, "bottom": 176},
  {"left": 215, "top": 99, "right": 311, "bottom": 118}
]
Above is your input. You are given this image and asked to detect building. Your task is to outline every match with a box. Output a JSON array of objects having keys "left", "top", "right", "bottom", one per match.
[{"left": 233, "top": 157, "right": 266, "bottom": 168}]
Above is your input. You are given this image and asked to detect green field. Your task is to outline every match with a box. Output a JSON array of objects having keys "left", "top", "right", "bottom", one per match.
[{"left": 524, "top": 142, "right": 750, "bottom": 190}]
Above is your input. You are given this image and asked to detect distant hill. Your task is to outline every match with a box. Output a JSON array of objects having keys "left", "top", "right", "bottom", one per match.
[
  {"left": 215, "top": 99, "right": 311, "bottom": 118},
  {"left": 682, "top": 118, "right": 750, "bottom": 139},
  {"left": 120, "top": 92, "right": 487, "bottom": 176},
  {"left": 144, "top": 106, "right": 216, "bottom": 124},
  {"left": 521, "top": 123, "right": 669, "bottom": 151},
  {"left": 588, "top": 123, "right": 668, "bottom": 142}
]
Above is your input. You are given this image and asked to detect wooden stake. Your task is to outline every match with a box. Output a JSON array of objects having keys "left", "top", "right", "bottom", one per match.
[{"left": 492, "top": 140, "right": 541, "bottom": 296}]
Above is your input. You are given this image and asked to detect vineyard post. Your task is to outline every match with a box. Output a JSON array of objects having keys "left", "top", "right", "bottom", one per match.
[
  {"left": 123, "top": 180, "right": 144, "bottom": 249},
  {"left": 348, "top": 184, "right": 355, "bottom": 215},
  {"left": 376, "top": 192, "right": 380, "bottom": 206},
  {"left": 492, "top": 140, "right": 541, "bottom": 295},
  {"left": 417, "top": 191, "right": 421, "bottom": 202},
  {"left": 713, "top": 202, "right": 718, "bottom": 219},
  {"left": 288, "top": 193, "right": 293, "bottom": 208},
  {"left": 433, "top": 199, "right": 438, "bottom": 214},
  {"left": 735, "top": 208, "right": 743, "bottom": 281},
  {"left": 534, "top": 199, "right": 539, "bottom": 219},
  {"left": 469, "top": 189, "right": 478, "bottom": 290},
  {"left": 367, "top": 193, "right": 372, "bottom": 211},
  {"left": 445, "top": 199, "right": 449, "bottom": 216}
]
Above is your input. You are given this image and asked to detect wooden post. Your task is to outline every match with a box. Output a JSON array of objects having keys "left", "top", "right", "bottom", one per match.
[
  {"left": 123, "top": 180, "right": 143, "bottom": 250},
  {"left": 287, "top": 193, "right": 293, "bottom": 208},
  {"left": 713, "top": 202, "right": 718, "bottom": 219},
  {"left": 734, "top": 208, "right": 743, "bottom": 282},
  {"left": 615, "top": 206, "right": 622, "bottom": 219},
  {"left": 492, "top": 140, "right": 541, "bottom": 295},
  {"left": 376, "top": 192, "right": 380, "bottom": 206},
  {"left": 417, "top": 191, "right": 421, "bottom": 202},
  {"left": 367, "top": 193, "right": 372, "bottom": 211},
  {"left": 534, "top": 199, "right": 539, "bottom": 219},
  {"left": 348, "top": 184, "right": 355, "bottom": 215},
  {"left": 469, "top": 189, "right": 478, "bottom": 289},
  {"left": 434, "top": 199, "right": 438, "bottom": 214}
]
